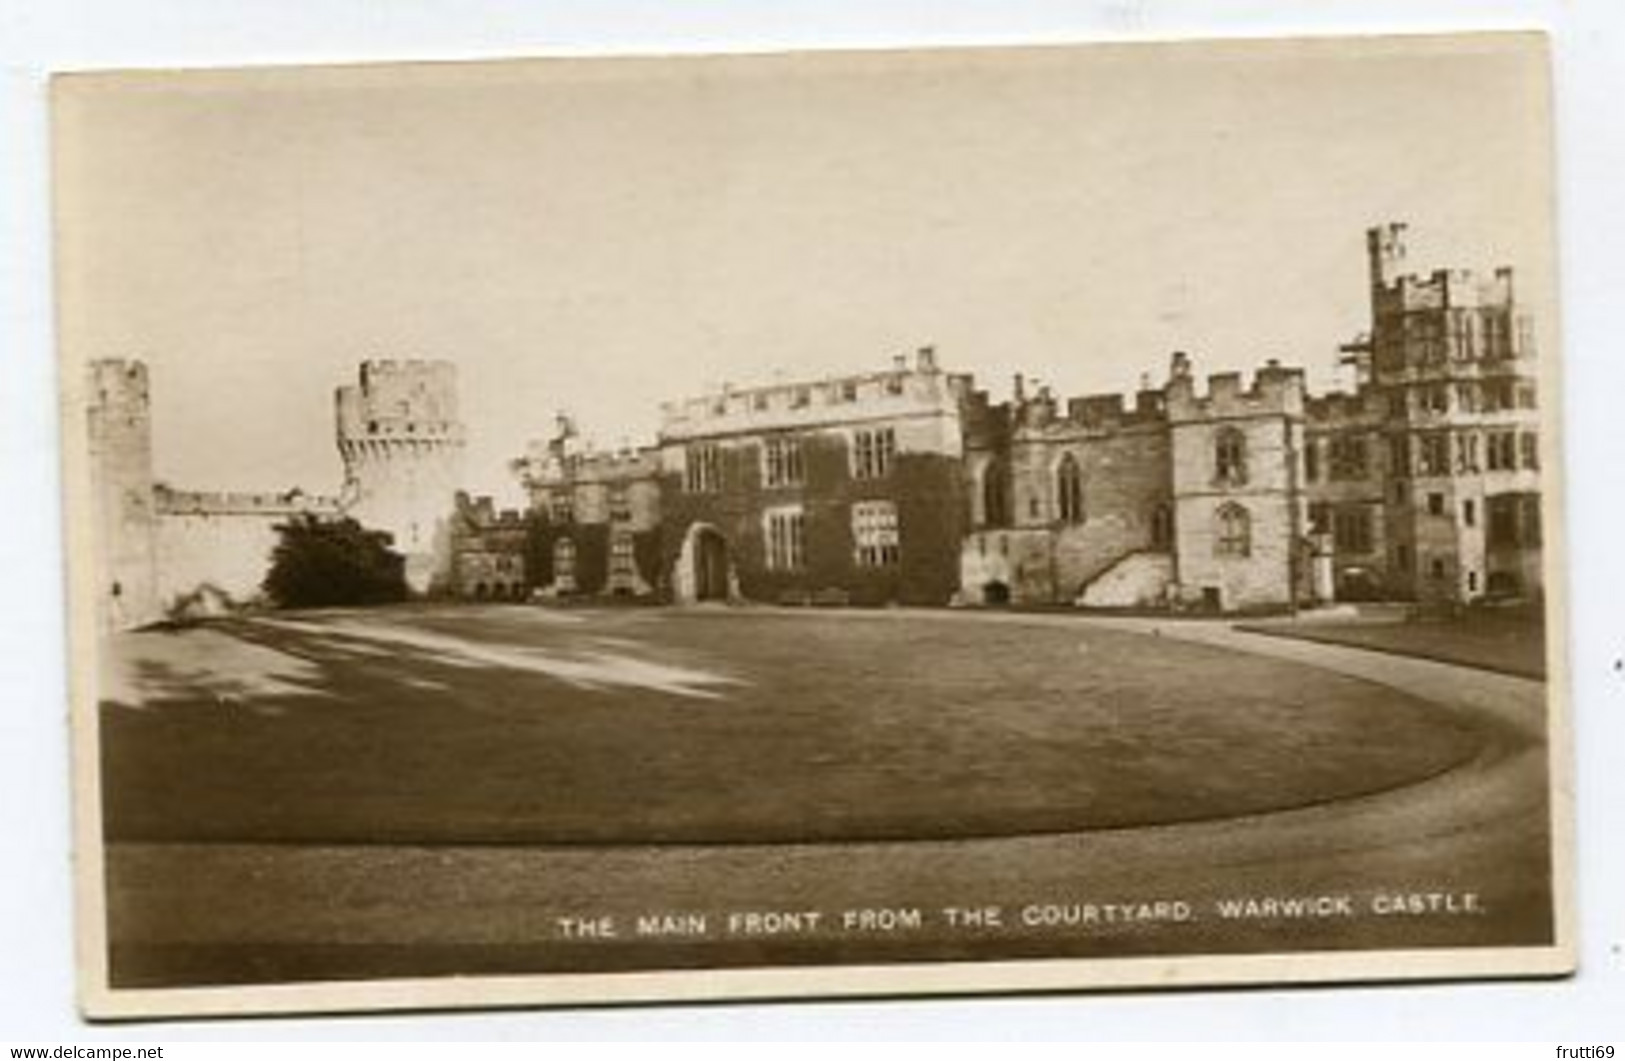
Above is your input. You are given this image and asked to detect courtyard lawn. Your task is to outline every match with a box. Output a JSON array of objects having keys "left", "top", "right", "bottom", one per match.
[
  {"left": 98, "top": 605, "right": 1501, "bottom": 846},
  {"left": 1238, "top": 607, "right": 1547, "bottom": 680}
]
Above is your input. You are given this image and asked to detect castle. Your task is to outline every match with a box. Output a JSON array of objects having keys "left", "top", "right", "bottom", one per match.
[
  {"left": 88, "top": 359, "right": 464, "bottom": 629},
  {"left": 511, "top": 223, "right": 1544, "bottom": 612},
  {"left": 88, "top": 223, "right": 1545, "bottom": 628}
]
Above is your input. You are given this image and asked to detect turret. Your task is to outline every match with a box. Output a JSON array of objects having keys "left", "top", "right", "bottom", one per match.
[
  {"left": 334, "top": 359, "right": 467, "bottom": 593},
  {"left": 86, "top": 359, "right": 161, "bottom": 628}
]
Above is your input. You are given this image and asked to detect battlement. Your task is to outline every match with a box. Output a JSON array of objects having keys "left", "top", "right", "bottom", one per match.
[
  {"left": 154, "top": 484, "right": 342, "bottom": 517},
  {"left": 658, "top": 347, "right": 963, "bottom": 441},
  {"left": 336, "top": 358, "right": 465, "bottom": 444},
  {"left": 1376, "top": 267, "right": 1515, "bottom": 314},
  {"left": 89, "top": 359, "right": 150, "bottom": 407},
  {"left": 515, "top": 439, "right": 661, "bottom": 491},
  {"left": 454, "top": 491, "right": 526, "bottom": 528},
  {"left": 1305, "top": 388, "right": 1381, "bottom": 424},
  {"left": 1166, "top": 357, "right": 1305, "bottom": 423},
  {"left": 1367, "top": 222, "right": 1516, "bottom": 313},
  {"left": 1055, "top": 388, "right": 1166, "bottom": 430}
]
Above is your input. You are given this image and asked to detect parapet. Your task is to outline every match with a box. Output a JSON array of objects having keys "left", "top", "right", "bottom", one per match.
[
  {"left": 88, "top": 359, "right": 150, "bottom": 407},
  {"left": 155, "top": 484, "right": 342, "bottom": 517},
  {"left": 1367, "top": 223, "right": 1517, "bottom": 313},
  {"left": 1166, "top": 358, "right": 1306, "bottom": 423},
  {"left": 659, "top": 348, "right": 962, "bottom": 441},
  {"left": 515, "top": 439, "right": 661, "bottom": 490},
  {"left": 1052, "top": 388, "right": 1165, "bottom": 431},
  {"left": 1305, "top": 388, "right": 1381, "bottom": 424},
  {"left": 455, "top": 491, "right": 528, "bottom": 528},
  {"left": 335, "top": 358, "right": 465, "bottom": 446}
]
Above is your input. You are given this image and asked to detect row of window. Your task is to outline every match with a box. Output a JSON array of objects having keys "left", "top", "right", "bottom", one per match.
[
  {"left": 711, "top": 375, "right": 910, "bottom": 417},
  {"left": 1312, "top": 489, "right": 1542, "bottom": 554},
  {"left": 546, "top": 483, "right": 634, "bottom": 524},
  {"left": 1374, "top": 310, "right": 1525, "bottom": 371},
  {"left": 761, "top": 501, "right": 902, "bottom": 571},
  {"left": 1309, "top": 504, "right": 1376, "bottom": 554},
  {"left": 1385, "top": 377, "right": 1537, "bottom": 420},
  {"left": 1406, "top": 429, "right": 1538, "bottom": 477},
  {"left": 1307, "top": 428, "right": 1539, "bottom": 483},
  {"left": 687, "top": 428, "right": 898, "bottom": 492},
  {"left": 549, "top": 532, "right": 640, "bottom": 590}
]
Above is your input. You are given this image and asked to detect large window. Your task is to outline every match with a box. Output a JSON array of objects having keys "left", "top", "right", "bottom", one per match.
[
  {"left": 1215, "top": 502, "right": 1251, "bottom": 558},
  {"left": 1328, "top": 435, "right": 1369, "bottom": 480},
  {"left": 1056, "top": 453, "right": 1085, "bottom": 524},
  {"left": 553, "top": 537, "right": 577, "bottom": 593},
  {"left": 1151, "top": 503, "right": 1173, "bottom": 550},
  {"left": 1488, "top": 493, "right": 1542, "bottom": 548},
  {"left": 852, "top": 427, "right": 897, "bottom": 480},
  {"left": 852, "top": 501, "right": 900, "bottom": 567},
  {"left": 1455, "top": 433, "right": 1481, "bottom": 474},
  {"left": 1520, "top": 432, "right": 1540, "bottom": 471},
  {"left": 1419, "top": 433, "right": 1451, "bottom": 477},
  {"left": 981, "top": 460, "right": 1009, "bottom": 528},
  {"left": 549, "top": 489, "right": 574, "bottom": 524},
  {"left": 1388, "top": 433, "right": 1412, "bottom": 476},
  {"left": 608, "top": 531, "right": 636, "bottom": 590},
  {"left": 685, "top": 443, "right": 721, "bottom": 492},
  {"left": 1486, "top": 431, "right": 1518, "bottom": 472},
  {"left": 1333, "top": 506, "right": 1373, "bottom": 554},
  {"left": 764, "top": 506, "right": 805, "bottom": 571},
  {"left": 762, "top": 435, "right": 804, "bottom": 488},
  {"left": 1214, "top": 428, "right": 1248, "bottom": 486}
]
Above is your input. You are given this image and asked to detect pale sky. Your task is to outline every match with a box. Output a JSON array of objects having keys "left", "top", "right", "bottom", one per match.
[{"left": 53, "top": 35, "right": 1556, "bottom": 505}]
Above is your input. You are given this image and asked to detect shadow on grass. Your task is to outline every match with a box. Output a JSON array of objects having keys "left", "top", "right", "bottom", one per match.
[{"left": 100, "top": 607, "right": 1513, "bottom": 846}]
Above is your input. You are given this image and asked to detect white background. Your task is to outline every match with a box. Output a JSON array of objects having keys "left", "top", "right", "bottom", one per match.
[{"left": 2, "top": 0, "right": 1621, "bottom": 1041}]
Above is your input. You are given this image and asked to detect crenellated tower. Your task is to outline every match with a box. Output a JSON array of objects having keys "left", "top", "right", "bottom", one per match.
[
  {"left": 86, "top": 359, "right": 162, "bottom": 628},
  {"left": 1166, "top": 353, "right": 1311, "bottom": 612},
  {"left": 335, "top": 359, "right": 467, "bottom": 593}
]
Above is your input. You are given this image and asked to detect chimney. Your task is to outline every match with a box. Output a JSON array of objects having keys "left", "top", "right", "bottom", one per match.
[
  {"left": 892, "top": 352, "right": 909, "bottom": 372},
  {"left": 916, "top": 345, "right": 937, "bottom": 372},
  {"left": 1168, "top": 350, "right": 1192, "bottom": 382},
  {"left": 1013, "top": 373, "right": 1027, "bottom": 402}
]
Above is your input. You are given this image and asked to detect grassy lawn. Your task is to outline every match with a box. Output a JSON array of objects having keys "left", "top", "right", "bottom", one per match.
[
  {"left": 1239, "top": 607, "right": 1547, "bottom": 680},
  {"left": 99, "top": 605, "right": 1491, "bottom": 845}
]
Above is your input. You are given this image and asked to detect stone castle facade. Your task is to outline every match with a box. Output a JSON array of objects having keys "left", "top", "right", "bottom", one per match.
[
  {"left": 87, "top": 223, "right": 1545, "bottom": 627},
  {"left": 511, "top": 224, "right": 1545, "bottom": 613}
]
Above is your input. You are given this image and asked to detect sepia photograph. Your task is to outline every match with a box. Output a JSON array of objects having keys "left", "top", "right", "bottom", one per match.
[{"left": 52, "top": 32, "right": 1572, "bottom": 1018}]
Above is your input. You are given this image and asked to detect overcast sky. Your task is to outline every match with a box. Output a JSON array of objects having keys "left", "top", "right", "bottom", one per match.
[{"left": 53, "top": 34, "right": 1555, "bottom": 504}]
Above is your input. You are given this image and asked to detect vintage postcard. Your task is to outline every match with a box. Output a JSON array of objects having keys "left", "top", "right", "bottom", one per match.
[{"left": 54, "top": 33, "right": 1572, "bottom": 1018}]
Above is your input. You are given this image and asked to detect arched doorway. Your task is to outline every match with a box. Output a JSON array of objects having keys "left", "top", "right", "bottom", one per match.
[
  {"left": 675, "top": 522, "right": 733, "bottom": 603},
  {"left": 693, "top": 527, "right": 730, "bottom": 601}
]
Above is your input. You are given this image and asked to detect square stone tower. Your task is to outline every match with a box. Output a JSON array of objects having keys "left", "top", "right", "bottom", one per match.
[
  {"left": 1166, "top": 353, "right": 1310, "bottom": 612},
  {"left": 86, "top": 359, "right": 161, "bottom": 628},
  {"left": 1362, "top": 223, "right": 1543, "bottom": 602}
]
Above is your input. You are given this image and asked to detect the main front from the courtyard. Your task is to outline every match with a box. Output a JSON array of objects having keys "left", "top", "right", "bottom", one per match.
[{"left": 87, "top": 222, "right": 1546, "bottom": 628}]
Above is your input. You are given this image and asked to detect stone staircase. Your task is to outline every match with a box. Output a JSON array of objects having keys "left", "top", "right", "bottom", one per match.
[{"left": 1074, "top": 551, "right": 1174, "bottom": 609}]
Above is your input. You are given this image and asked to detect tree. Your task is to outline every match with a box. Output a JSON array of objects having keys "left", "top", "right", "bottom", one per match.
[{"left": 262, "top": 515, "right": 408, "bottom": 608}]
